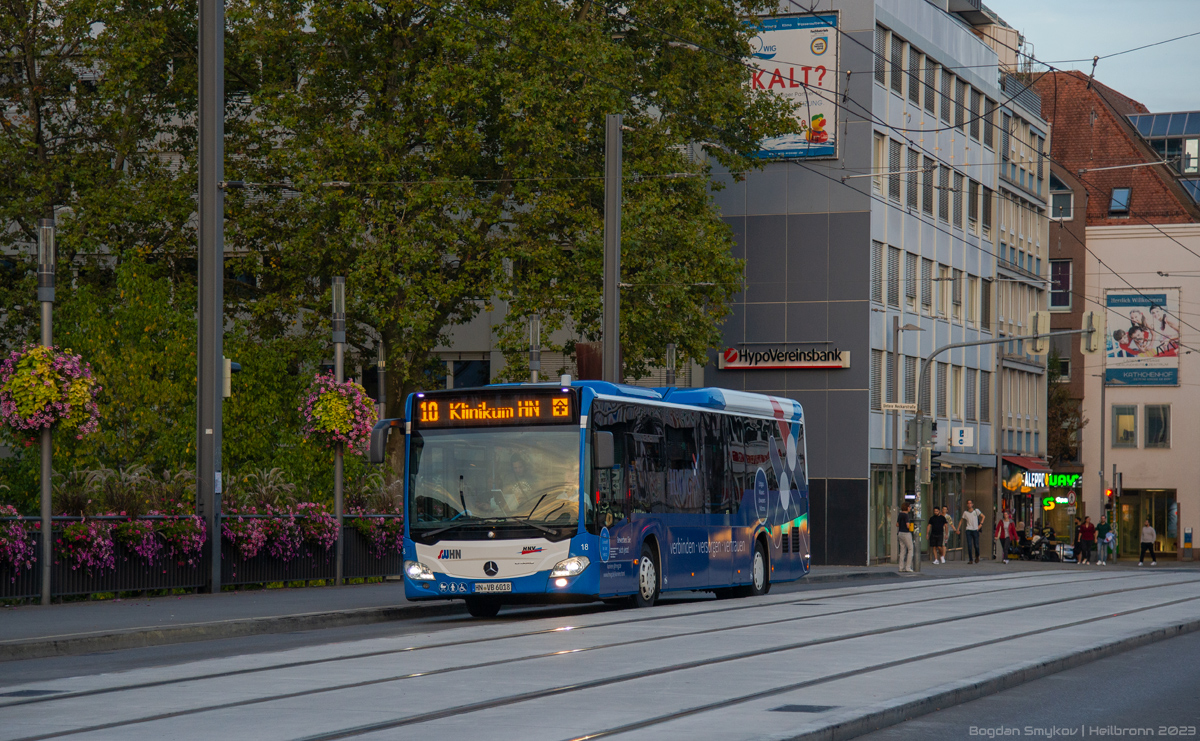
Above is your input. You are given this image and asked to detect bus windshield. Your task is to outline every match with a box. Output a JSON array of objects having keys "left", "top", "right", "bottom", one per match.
[{"left": 408, "top": 426, "right": 581, "bottom": 533}]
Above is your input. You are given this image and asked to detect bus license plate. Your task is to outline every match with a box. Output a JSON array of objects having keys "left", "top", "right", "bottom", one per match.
[{"left": 474, "top": 582, "right": 511, "bottom": 593}]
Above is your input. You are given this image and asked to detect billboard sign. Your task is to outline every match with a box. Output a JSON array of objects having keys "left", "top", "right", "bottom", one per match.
[
  {"left": 1105, "top": 289, "right": 1180, "bottom": 386},
  {"left": 747, "top": 13, "right": 839, "bottom": 160},
  {"left": 718, "top": 346, "right": 849, "bottom": 370}
]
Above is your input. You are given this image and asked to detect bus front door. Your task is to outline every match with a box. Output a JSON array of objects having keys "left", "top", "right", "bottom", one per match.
[{"left": 595, "top": 444, "right": 636, "bottom": 598}]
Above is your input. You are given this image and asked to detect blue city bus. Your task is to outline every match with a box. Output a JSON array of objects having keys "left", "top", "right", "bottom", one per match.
[{"left": 370, "top": 381, "right": 810, "bottom": 617}]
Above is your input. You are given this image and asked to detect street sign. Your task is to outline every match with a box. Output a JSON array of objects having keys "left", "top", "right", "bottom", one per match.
[
  {"left": 1067, "top": 491, "right": 1076, "bottom": 505},
  {"left": 883, "top": 402, "right": 917, "bottom": 412},
  {"left": 951, "top": 426, "right": 974, "bottom": 447},
  {"left": 1067, "top": 506, "right": 1077, "bottom": 515}
]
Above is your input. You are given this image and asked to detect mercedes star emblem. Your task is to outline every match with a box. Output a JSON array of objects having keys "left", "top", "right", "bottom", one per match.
[{"left": 483, "top": 561, "right": 499, "bottom": 576}]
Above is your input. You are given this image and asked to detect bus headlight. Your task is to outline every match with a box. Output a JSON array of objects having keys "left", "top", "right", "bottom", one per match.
[
  {"left": 404, "top": 560, "right": 436, "bottom": 581},
  {"left": 550, "top": 556, "right": 590, "bottom": 577}
]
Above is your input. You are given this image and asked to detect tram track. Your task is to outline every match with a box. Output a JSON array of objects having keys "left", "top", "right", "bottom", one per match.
[
  {"left": 0, "top": 571, "right": 1125, "bottom": 713},
  {"left": 10, "top": 574, "right": 1197, "bottom": 741},
  {"left": 0, "top": 570, "right": 1045, "bottom": 711}
]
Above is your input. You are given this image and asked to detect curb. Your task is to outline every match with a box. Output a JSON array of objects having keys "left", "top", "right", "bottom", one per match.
[
  {"left": 0, "top": 602, "right": 465, "bottom": 662},
  {"left": 0, "top": 569, "right": 902, "bottom": 662},
  {"left": 784, "top": 614, "right": 1200, "bottom": 741}
]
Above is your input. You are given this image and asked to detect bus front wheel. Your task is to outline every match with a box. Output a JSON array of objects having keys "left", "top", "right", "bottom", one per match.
[
  {"left": 734, "top": 541, "right": 770, "bottom": 598},
  {"left": 635, "top": 544, "right": 660, "bottom": 608},
  {"left": 465, "top": 598, "right": 502, "bottom": 618}
]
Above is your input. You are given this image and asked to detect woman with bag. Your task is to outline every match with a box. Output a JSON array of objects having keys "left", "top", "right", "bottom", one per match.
[{"left": 995, "top": 511, "right": 1019, "bottom": 564}]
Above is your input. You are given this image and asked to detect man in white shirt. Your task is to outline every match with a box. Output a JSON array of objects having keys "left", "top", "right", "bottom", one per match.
[{"left": 958, "top": 500, "right": 986, "bottom": 564}]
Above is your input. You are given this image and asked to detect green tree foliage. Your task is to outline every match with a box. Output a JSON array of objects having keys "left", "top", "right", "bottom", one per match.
[{"left": 2, "top": 0, "right": 797, "bottom": 505}]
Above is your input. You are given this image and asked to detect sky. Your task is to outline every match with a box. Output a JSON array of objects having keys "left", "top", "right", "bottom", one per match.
[{"left": 988, "top": 0, "right": 1199, "bottom": 112}]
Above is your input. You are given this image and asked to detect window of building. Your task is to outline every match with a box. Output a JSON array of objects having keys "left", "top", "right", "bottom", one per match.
[
  {"left": 924, "top": 61, "right": 937, "bottom": 114},
  {"left": 952, "top": 268, "right": 963, "bottom": 311},
  {"left": 955, "top": 79, "right": 966, "bottom": 131},
  {"left": 890, "top": 34, "right": 905, "bottom": 96},
  {"left": 967, "top": 276, "right": 978, "bottom": 325},
  {"left": 1112, "top": 405, "right": 1137, "bottom": 448},
  {"left": 968, "top": 179, "right": 980, "bottom": 232},
  {"left": 886, "top": 348, "right": 897, "bottom": 405},
  {"left": 980, "top": 371, "right": 991, "bottom": 423},
  {"left": 952, "top": 366, "right": 964, "bottom": 419},
  {"left": 1050, "top": 173, "right": 1073, "bottom": 220},
  {"left": 1050, "top": 259, "right": 1071, "bottom": 309},
  {"left": 965, "top": 368, "right": 977, "bottom": 421},
  {"left": 889, "top": 140, "right": 902, "bottom": 201},
  {"left": 1185, "top": 138, "right": 1199, "bottom": 175},
  {"left": 981, "top": 279, "right": 992, "bottom": 330},
  {"left": 920, "top": 369, "right": 932, "bottom": 415},
  {"left": 1000, "top": 112, "right": 1011, "bottom": 162},
  {"left": 969, "top": 88, "right": 981, "bottom": 141},
  {"left": 904, "top": 356, "right": 917, "bottom": 404},
  {"left": 1050, "top": 335, "right": 1071, "bottom": 380},
  {"left": 982, "top": 186, "right": 993, "bottom": 236},
  {"left": 921, "top": 257, "right": 933, "bottom": 311},
  {"left": 887, "top": 245, "right": 901, "bottom": 307},
  {"left": 907, "top": 148, "right": 919, "bottom": 210},
  {"left": 940, "top": 69, "right": 952, "bottom": 124},
  {"left": 1035, "top": 135, "right": 1045, "bottom": 192},
  {"left": 936, "top": 362, "right": 948, "bottom": 418},
  {"left": 905, "top": 252, "right": 918, "bottom": 307},
  {"left": 952, "top": 172, "right": 964, "bottom": 227},
  {"left": 1145, "top": 405, "right": 1170, "bottom": 448},
  {"left": 983, "top": 98, "right": 995, "bottom": 148},
  {"left": 908, "top": 48, "right": 921, "bottom": 104},
  {"left": 1109, "top": 187, "right": 1131, "bottom": 216},
  {"left": 871, "top": 240, "right": 883, "bottom": 303},
  {"left": 874, "top": 26, "right": 887, "bottom": 84},
  {"left": 922, "top": 156, "right": 935, "bottom": 215},
  {"left": 873, "top": 133, "right": 885, "bottom": 193},
  {"left": 870, "top": 349, "right": 883, "bottom": 410},
  {"left": 938, "top": 166, "right": 950, "bottom": 221},
  {"left": 936, "top": 264, "right": 949, "bottom": 316}
]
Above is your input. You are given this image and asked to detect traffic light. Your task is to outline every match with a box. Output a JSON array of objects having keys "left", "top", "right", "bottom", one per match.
[
  {"left": 1105, "top": 488, "right": 1114, "bottom": 501},
  {"left": 1081, "top": 311, "right": 1105, "bottom": 355},
  {"left": 1025, "top": 311, "right": 1050, "bottom": 355}
]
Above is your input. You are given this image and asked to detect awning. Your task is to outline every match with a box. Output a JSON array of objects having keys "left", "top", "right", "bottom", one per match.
[{"left": 1002, "top": 455, "right": 1051, "bottom": 473}]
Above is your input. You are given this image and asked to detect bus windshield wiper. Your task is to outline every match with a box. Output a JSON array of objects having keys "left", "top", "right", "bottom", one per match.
[
  {"left": 419, "top": 516, "right": 485, "bottom": 539},
  {"left": 478, "top": 516, "right": 558, "bottom": 536}
]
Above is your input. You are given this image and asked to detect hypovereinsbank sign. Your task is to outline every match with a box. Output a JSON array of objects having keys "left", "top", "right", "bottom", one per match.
[{"left": 719, "top": 347, "right": 850, "bottom": 370}]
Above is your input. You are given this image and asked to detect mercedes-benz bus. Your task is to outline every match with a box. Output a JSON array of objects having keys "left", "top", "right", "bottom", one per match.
[{"left": 370, "top": 381, "right": 810, "bottom": 617}]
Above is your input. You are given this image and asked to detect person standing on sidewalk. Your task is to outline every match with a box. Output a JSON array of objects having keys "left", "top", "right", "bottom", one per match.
[
  {"left": 1139, "top": 519, "right": 1157, "bottom": 566},
  {"left": 1097, "top": 515, "right": 1113, "bottom": 565},
  {"left": 1078, "top": 516, "right": 1096, "bottom": 565},
  {"left": 959, "top": 500, "right": 985, "bottom": 564},
  {"left": 995, "top": 511, "right": 1018, "bottom": 564},
  {"left": 897, "top": 501, "right": 914, "bottom": 573},
  {"left": 927, "top": 506, "right": 950, "bottom": 564}
]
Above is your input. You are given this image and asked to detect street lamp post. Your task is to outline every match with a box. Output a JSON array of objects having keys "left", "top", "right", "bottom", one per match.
[
  {"left": 332, "top": 277, "right": 346, "bottom": 586},
  {"left": 665, "top": 343, "right": 677, "bottom": 386},
  {"left": 529, "top": 316, "right": 541, "bottom": 383},
  {"left": 890, "top": 318, "right": 923, "bottom": 566},
  {"left": 37, "top": 218, "right": 55, "bottom": 605}
]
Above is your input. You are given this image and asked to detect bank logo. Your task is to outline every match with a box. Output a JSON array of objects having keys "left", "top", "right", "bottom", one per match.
[{"left": 437, "top": 549, "right": 462, "bottom": 560}]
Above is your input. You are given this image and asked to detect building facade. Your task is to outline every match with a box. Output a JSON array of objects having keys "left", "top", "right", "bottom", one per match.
[{"left": 1034, "top": 71, "right": 1200, "bottom": 560}]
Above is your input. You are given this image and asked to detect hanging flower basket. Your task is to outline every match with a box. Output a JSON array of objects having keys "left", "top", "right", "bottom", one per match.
[
  {"left": 0, "top": 344, "right": 101, "bottom": 440},
  {"left": 299, "top": 374, "right": 377, "bottom": 454}
]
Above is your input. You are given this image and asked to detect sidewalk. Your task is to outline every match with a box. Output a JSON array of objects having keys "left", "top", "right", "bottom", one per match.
[{"left": 3, "top": 559, "right": 1194, "bottom": 661}]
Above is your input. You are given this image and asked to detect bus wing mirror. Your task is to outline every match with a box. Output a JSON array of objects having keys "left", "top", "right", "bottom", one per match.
[
  {"left": 370, "top": 418, "right": 402, "bottom": 465},
  {"left": 594, "top": 431, "right": 615, "bottom": 470}
]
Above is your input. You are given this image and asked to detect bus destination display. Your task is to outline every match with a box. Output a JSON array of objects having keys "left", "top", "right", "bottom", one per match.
[{"left": 415, "top": 392, "right": 577, "bottom": 429}]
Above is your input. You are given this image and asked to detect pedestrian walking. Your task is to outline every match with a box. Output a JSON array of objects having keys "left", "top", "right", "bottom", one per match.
[
  {"left": 995, "top": 511, "right": 1018, "bottom": 564},
  {"left": 1072, "top": 516, "right": 1082, "bottom": 563},
  {"left": 927, "top": 506, "right": 950, "bottom": 564},
  {"left": 1096, "top": 515, "right": 1113, "bottom": 565},
  {"left": 1078, "top": 516, "right": 1096, "bottom": 565},
  {"left": 958, "top": 499, "right": 985, "bottom": 563},
  {"left": 1139, "top": 519, "right": 1157, "bottom": 566},
  {"left": 897, "top": 501, "right": 914, "bottom": 573}
]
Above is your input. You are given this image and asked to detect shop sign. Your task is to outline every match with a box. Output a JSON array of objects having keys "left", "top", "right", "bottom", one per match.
[
  {"left": 1041, "top": 495, "right": 1070, "bottom": 511},
  {"left": 1023, "top": 472, "right": 1081, "bottom": 489},
  {"left": 719, "top": 347, "right": 850, "bottom": 370}
]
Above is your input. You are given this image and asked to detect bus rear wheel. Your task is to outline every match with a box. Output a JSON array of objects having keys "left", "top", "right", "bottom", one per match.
[
  {"left": 635, "top": 544, "right": 660, "bottom": 608},
  {"left": 465, "top": 598, "right": 502, "bottom": 618}
]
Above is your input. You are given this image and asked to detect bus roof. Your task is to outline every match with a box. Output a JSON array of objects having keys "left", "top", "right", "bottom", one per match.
[{"left": 484, "top": 380, "right": 804, "bottom": 423}]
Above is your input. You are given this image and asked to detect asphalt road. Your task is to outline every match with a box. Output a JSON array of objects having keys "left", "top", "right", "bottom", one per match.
[{"left": 858, "top": 628, "right": 1200, "bottom": 740}]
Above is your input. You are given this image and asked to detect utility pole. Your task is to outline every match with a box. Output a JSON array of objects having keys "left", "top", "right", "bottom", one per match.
[
  {"left": 890, "top": 316, "right": 901, "bottom": 562},
  {"left": 602, "top": 114, "right": 622, "bottom": 384},
  {"left": 197, "top": 0, "right": 224, "bottom": 593},
  {"left": 332, "top": 277, "right": 346, "bottom": 586},
  {"left": 37, "top": 218, "right": 55, "bottom": 605}
]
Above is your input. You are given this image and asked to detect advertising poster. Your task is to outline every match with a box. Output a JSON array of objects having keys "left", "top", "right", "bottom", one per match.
[
  {"left": 747, "top": 13, "right": 839, "bottom": 160},
  {"left": 1105, "top": 289, "right": 1180, "bottom": 385}
]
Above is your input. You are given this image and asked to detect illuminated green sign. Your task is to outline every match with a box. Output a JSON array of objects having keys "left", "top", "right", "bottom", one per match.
[{"left": 1024, "top": 473, "right": 1081, "bottom": 489}]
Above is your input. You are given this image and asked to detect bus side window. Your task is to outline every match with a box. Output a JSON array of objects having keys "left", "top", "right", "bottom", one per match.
[
  {"left": 703, "top": 413, "right": 726, "bottom": 515},
  {"left": 793, "top": 422, "right": 808, "bottom": 488},
  {"left": 630, "top": 408, "right": 665, "bottom": 515},
  {"left": 723, "top": 415, "right": 746, "bottom": 515},
  {"left": 665, "top": 413, "right": 701, "bottom": 514}
]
